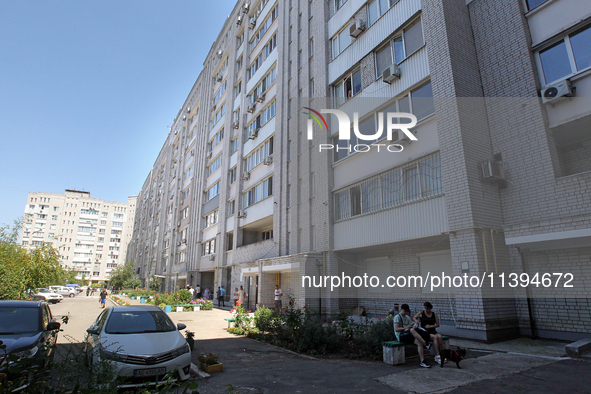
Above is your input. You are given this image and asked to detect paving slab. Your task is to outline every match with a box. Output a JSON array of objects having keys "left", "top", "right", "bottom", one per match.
[
  {"left": 449, "top": 337, "right": 567, "bottom": 358},
  {"left": 377, "top": 353, "right": 559, "bottom": 394}
]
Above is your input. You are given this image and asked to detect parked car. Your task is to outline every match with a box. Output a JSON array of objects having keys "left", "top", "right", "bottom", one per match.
[
  {"left": 33, "top": 289, "right": 63, "bottom": 304},
  {"left": 66, "top": 284, "right": 83, "bottom": 293},
  {"left": 49, "top": 286, "right": 76, "bottom": 298},
  {"left": 84, "top": 305, "right": 191, "bottom": 387},
  {"left": 0, "top": 301, "right": 61, "bottom": 372}
]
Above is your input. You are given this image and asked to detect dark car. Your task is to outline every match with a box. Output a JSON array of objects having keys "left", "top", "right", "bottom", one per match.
[{"left": 0, "top": 301, "right": 61, "bottom": 371}]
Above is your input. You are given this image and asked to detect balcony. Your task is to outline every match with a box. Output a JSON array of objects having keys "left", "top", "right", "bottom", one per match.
[{"left": 233, "top": 239, "right": 277, "bottom": 265}]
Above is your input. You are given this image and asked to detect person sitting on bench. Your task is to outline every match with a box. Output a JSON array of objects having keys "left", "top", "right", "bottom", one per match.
[
  {"left": 393, "top": 304, "right": 431, "bottom": 368},
  {"left": 413, "top": 301, "right": 444, "bottom": 364}
]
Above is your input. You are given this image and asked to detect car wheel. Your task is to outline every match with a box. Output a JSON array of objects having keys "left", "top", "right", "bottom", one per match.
[{"left": 69, "top": 293, "right": 74, "bottom": 298}]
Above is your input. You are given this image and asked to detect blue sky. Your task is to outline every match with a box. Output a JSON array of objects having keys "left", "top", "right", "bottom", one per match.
[{"left": 0, "top": 0, "right": 236, "bottom": 227}]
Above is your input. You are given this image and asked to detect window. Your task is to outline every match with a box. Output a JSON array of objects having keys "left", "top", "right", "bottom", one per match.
[
  {"left": 208, "top": 155, "right": 222, "bottom": 176},
  {"left": 181, "top": 186, "right": 191, "bottom": 200},
  {"left": 208, "top": 128, "right": 224, "bottom": 152},
  {"left": 262, "top": 230, "right": 273, "bottom": 240},
  {"left": 247, "top": 34, "right": 277, "bottom": 80},
  {"left": 538, "top": 24, "right": 591, "bottom": 85},
  {"left": 53, "top": 206, "right": 59, "bottom": 212},
  {"left": 113, "top": 213, "right": 124, "bottom": 218},
  {"left": 227, "top": 232, "right": 234, "bottom": 251},
  {"left": 249, "top": 5, "right": 278, "bottom": 50},
  {"left": 332, "top": 26, "right": 352, "bottom": 58},
  {"left": 309, "top": 38, "right": 314, "bottom": 57},
  {"left": 231, "top": 138, "right": 238, "bottom": 154},
  {"left": 244, "top": 137, "right": 274, "bottom": 171},
  {"left": 180, "top": 205, "right": 188, "bottom": 220},
  {"left": 202, "top": 238, "right": 216, "bottom": 256},
  {"left": 375, "top": 18, "right": 423, "bottom": 78},
  {"left": 183, "top": 166, "right": 193, "bottom": 182},
  {"left": 334, "top": 153, "right": 443, "bottom": 220},
  {"left": 210, "top": 104, "right": 226, "bottom": 129},
  {"left": 213, "top": 81, "right": 227, "bottom": 103},
  {"left": 228, "top": 200, "right": 235, "bottom": 216},
  {"left": 112, "top": 222, "right": 123, "bottom": 227},
  {"left": 229, "top": 167, "right": 237, "bottom": 184},
  {"left": 334, "top": 0, "right": 347, "bottom": 12},
  {"left": 234, "top": 81, "right": 242, "bottom": 98},
  {"left": 244, "top": 101, "right": 276, "bottom": 140},
  {"left": 51, "top": 215, "right": 57, "bottom": 220},
  {"left": 203, "top": 210, "right": 219, "bottom": 229},
  {"left": 334, "top": 69, "right": 362, "bottom": 106},
  {"left": 207, "top": 182, "right": 220, "bottom": 201},
  {"left": 242, "top": 176, "right": 273, "bottom": 209},
  {"left": 368, "top": 0, "right": 399, "bottom": 25},
  {"left": 526, "top": 0, "right": 548, "bottom": 11},
  {"left": 247, "top": 66, "right": 276, "bottom": 104}
]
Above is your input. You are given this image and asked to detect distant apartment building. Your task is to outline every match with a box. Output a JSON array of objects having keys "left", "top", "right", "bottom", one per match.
[
  {"left": 21, "top": 190, "right": 137, "bottom": 283},
  {"left": 128, "top": 0, "right": 591, "bottom": 342}
]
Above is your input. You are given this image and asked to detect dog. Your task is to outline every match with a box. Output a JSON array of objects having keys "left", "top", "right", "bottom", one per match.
[{"left": 440, "top": 346, "right": 467, "bottom": 369}]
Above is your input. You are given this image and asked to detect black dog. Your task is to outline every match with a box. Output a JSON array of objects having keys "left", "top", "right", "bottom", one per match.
[{"left": 440, "top": 346, "right": 467, "bottom": 368}]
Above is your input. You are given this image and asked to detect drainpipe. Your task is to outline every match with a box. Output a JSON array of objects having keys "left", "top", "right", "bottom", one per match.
[{"left": 517, "top": 247, "right": 537, "bottom": 339}]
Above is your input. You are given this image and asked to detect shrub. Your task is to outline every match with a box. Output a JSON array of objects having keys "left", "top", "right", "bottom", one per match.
[
  {"left": 254, "top": 306, "right": 279, "bottom": 333},
  {"left": 227, "top": 327, "right": 245, "bottom": 335}
]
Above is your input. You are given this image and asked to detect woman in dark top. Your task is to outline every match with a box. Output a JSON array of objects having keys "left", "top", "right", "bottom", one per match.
[{"left": 413, "top": 302, "right": 444, "bottom": 364}]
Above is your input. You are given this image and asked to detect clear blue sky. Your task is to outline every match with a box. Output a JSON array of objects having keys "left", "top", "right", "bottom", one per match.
[{"left": 0, "top": 0, "right": 237, "bottom": 227}]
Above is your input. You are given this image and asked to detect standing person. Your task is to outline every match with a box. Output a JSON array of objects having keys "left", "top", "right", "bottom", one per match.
[
  {"left": 195, "top": 284, "right": 201, "bottom": 299},
  {"left": 394, "top": 304, "right": 430, "bottom": 368},
  {"left": 99, "top": 288, "right": 108, "bottom": 309},
  {"left": 91, "top": 287, "right": 96, "bottom": 296},
  {"left": 86, "top": 287, "right": 90, "bottom": 297},
  {"left": 413, "top": 302, "right": 444, "bottom": 364},
  {"left": 189, "top": 286, "right": 195, "bottom": 298},
  {"left": 274, "top": 285, "right": 282, "bottom": 310},
  {"left": 233, "top": 287, "right": 239, "bottom": 306},
  {"left": 220, "top": 286, "right": 226, "bottom": 307},
  {"left": 203, "top": 287, "right": 210, "bottom": 300},
  {"left": 238, "top": 286, "right": 246, "bottom": 306}
]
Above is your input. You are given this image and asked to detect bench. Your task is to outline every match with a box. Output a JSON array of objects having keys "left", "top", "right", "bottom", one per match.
[
  {"left": 383, "top": 335, "right": 450, "bottom": 365},
  {"left": 173, "top": 304, "right": 196, "bottom": 312},
  {"left": 224, "top": 318, "right": 235, "bottom": 329}
]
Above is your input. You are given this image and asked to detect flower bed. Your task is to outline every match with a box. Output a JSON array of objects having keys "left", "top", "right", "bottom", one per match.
[{"left": 110, "top": 295, "right": 130, "bottom": 306}]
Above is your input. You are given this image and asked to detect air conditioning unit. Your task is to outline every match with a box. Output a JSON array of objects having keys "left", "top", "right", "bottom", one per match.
[
  {"left": 216, "top": 74, "right": 223, "bottom": 82},
  {"left": 249, "top": 17, "right": 257, "bottom": 29},
  {"left": 182, "top": 238, "right": 187, "bottom": 244},
  {"left": 242, "top": 172, "right": 250, "bottom": 180},
  {"left": 248, "top": 128, "right": 259, "bottom": 140},
  {"left": 217, "top": 49, "right": 223, "bottom": 57},
  {"left": 243, "top": 2, "right": 249, "bottom": 13},
  {"left": 392, "top": 129, "right": 413, "bottom": 144},
  {"left": 177, "top": 241, "right": 182, "bottom": 246},
  {"left": 541, "top": 80, "right": 573, "bottom": 104},
  {"left": 182, "top": 115, "right": 186, "bottom": 120},
  {"left": 247, "top": 103, "right": 255, "bottom": 113},
  {"left": 263, "top": 156, "right": 273, "bottom": 165},
  {"left": 237, "top": 210, "right": 247, "bottom": 218},
  {"left": 349, "top": 20, "right": 366, "bottom": 38},
  {"left": 180, "top": 199, "right": 184, "bottom": 205},
  {"left": 236, "top": 15, "right": 243, "bottom": 25},
  {"left": 481, "top": 160, "right": 506, "bottom": 182},
  {"left": 209, "top": 254, "right": 216, "bottom": 261},
  {"left": 256, "top": 93, "right": 266, "bottom": 103},
  {"left": 232, "top": 120, "right": 240, "bottom": 129},
  {"left": 190, "top": 149, "right": 195, "bottom": 156},
  {"left": 211, "top": 104, "right": 217, "bottom": 112},
  {"left": 382, "top": 64, "right": 401, "bottom": 84},
  {"left": 206, "top": 151, "right": 212, "bottom": 159}
]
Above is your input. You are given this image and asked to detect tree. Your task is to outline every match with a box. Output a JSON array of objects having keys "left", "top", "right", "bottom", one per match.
[
  {"left": 109, "top": 261, "right": 140, "bottom": 290},
  {"left": 0, "top": 219, "right": 65, "bottom": 300},
  {"left": 148, "top": 276, "right": 162, "bottom": 292}
]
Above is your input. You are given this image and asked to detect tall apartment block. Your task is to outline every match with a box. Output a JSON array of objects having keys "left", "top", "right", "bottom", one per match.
[
  {"left": 128, "top": 0, "right": 591, "bottom": 341},
  {"left": 21, "top": 190, "right": 137, "bottom": 283}
]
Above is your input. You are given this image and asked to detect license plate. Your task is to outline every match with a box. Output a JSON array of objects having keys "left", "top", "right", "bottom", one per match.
[{"left": 133, "top": 367, "right": 166, "bottom": 377}]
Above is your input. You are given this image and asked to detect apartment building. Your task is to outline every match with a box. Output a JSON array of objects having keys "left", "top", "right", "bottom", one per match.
[
  {"left": 128, "top": 0, "right": 591, "bottom": 342},
  {"left": 21, "top": 190, "right": 137, "bottom": 283}
]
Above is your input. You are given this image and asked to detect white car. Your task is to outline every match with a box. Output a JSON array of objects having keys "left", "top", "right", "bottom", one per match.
[
  {"left": 84, "top": 305, "right": 191, "bottom": 387},
  {"left": 33, "top": 289, "right": 63, "bottom": 304},
  {"left": 49, "top": 286, "right": 76, "bottom": 298}
]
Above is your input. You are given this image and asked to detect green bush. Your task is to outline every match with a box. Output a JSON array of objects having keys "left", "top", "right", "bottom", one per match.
[
  {"left": 227, "top": 327, "right": 245, "bottom": 335},
  {"left": 254, "top": 306, "right": 279, "bottom": 333}
]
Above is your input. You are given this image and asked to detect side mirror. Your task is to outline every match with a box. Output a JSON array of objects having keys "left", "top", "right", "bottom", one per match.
[
  {"left": 86, "top": 326, "right": 100, "bottom": 335},
  {"left": 177, "top": 323, "right": 186, "bottom": 331},
  {"left": 46, "top": 321, "right": 61, "bottom": 331}
]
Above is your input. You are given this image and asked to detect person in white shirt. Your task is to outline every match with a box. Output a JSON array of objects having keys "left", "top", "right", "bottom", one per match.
[
  {"left": 274, "top": 285, "right": 283, "bottom": 309},
  {"left": 394, "top": 304, "right": 431, "bottom": 368},
  {"left": 189, "top": 286, "right": 195, "bottom": 297}
]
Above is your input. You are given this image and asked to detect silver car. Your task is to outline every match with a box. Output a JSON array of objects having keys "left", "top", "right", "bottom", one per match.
[
  {"left": 49, "top": 286, "right": 76, "bottom": 298},
  {"left": 33, "top": 289, "right": 63, "bottom": 304}
]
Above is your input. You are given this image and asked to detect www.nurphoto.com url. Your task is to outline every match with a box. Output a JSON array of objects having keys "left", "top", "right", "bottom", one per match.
[{"left": 301, "top": 272, "right": 575, "bottom": 292}]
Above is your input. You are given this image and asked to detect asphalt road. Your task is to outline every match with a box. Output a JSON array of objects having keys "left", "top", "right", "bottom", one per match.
[{"left": 49, "top": 293, "right": 105, "bottom": 345}]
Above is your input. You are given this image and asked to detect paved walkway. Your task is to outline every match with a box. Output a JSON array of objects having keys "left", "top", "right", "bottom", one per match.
[{"left": 114, "top": 295, "right": 590, "bottom": 394}]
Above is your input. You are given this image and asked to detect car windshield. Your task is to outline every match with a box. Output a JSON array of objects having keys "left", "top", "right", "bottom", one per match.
[
  {"left": 0, "top": 307, "right": 39, "bottom": 333},
  {"left": 105, "top": 310, "right": 176, "bottom": 334},
  {"left": 38, "top": 289, "right": 51, "bottom": 294}
]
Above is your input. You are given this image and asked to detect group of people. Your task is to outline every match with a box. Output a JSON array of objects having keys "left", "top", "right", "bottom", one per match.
[
  {"left": 232, "top": 286, "right": 248, "bottom": 306},
  {"left": 391, "top": 302, "right": 444, "bottom": 368}
]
